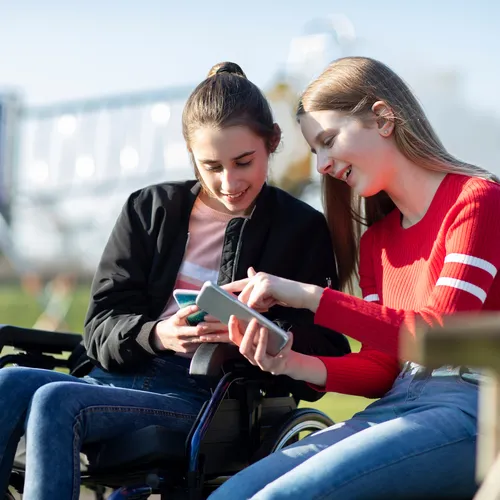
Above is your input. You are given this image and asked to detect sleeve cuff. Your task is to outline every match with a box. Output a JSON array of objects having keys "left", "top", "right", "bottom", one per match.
[{"left": 136, "top": 320, "right": 162, "bottom": 356}]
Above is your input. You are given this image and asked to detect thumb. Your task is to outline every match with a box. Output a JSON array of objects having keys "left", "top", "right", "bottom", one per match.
[{"left": 248, "top": 266, "right": 257, "bottom": 278}]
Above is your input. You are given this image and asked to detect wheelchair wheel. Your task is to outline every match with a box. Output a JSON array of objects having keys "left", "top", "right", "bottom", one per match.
[{"left": 252, "top": 408, "right": 334, "bottom": 462}]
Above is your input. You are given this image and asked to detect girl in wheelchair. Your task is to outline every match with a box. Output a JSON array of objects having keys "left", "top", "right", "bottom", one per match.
[
  {"left": 0, "top": 62, "right": 350, "bottom": 499},
  {"left": 213, "top": 57, "right": 499, "bottom": 499}
]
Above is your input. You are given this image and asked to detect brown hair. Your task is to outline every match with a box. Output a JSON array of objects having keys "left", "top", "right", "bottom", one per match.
[
  {"left": 182, "top": 62, "right": 279, "bottom": 184},
  {"left": 297, "top": 56, "right": 497, "bottom": 291}
]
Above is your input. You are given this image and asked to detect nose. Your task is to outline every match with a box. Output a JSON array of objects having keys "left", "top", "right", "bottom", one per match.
[
  {"left": 316, "top": 152, "right": 332, "bottom": 175},
  {"left": 221, "top": 169, "right": 239, "bottom": 192}
]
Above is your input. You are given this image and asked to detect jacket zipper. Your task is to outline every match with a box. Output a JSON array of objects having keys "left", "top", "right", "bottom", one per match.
[{"left": 232, "top": 218, "right": 250, "bottom": 282}]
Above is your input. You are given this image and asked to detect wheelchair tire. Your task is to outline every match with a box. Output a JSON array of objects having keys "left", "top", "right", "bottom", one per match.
[{"left": 252, "top": 408, "right": 334, "bottom": 462}]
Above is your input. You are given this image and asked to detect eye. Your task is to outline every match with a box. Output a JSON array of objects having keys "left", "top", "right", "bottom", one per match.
[
  {"left": 323, "top": 136, "right": 335, "bottom": 148},
  {"left": 236, "top": 160, "right": 253, "bottom": 167},
  {"left": 205, "top": 165, "right": 223, "bottom": 172}
]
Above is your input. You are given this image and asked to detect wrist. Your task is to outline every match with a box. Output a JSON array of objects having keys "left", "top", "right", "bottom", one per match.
[
  {"left": 301, "top": 284, "right": 324, "bottom": 312},
  {"left": 283, "top": 351, "right": 327, "bottom": 387},
  {"left": 282, "top": 350, "right": 303, "bottom": 379},
  {"left": 151, "top": 331, "right": 163, "bottom": 352},
  {"left": 151, "top": 323, "right": 167, "bottom": 351}
]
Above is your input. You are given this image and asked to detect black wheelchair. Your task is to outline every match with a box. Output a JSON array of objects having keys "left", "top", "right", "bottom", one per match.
[{"left": 0, "top": 324, "right": 335, "bottom": 500}]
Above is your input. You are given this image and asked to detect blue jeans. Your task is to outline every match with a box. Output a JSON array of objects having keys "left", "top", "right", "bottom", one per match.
[
  {"left": 0, "top": 355, "right": 210, "bottom": 500},
  {"left": 210, "top": 369, "right": 479, "bottom": 499}
]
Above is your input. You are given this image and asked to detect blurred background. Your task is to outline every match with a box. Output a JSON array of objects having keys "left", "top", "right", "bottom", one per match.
[{"left": 0, "top": 0, "right": 499, "bottom": 423}]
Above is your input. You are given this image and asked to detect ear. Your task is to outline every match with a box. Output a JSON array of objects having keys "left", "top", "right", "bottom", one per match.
[
  {"left": 371, "top": 101, "right": 395, "bottom": 138},
  {"left": 269, "top": 123, "right": 282, "bottom": 153}
]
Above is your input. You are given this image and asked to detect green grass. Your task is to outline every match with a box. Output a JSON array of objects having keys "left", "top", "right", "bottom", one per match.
[
  {"left": 0, "top": 284, "right": 372, "bottom": 422},
  {"left": 0, "top": 284, "right": 91, "bottom": 332}
]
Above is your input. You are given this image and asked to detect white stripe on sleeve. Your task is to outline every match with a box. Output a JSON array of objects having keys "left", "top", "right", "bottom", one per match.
[
  {"left": 436, "top": 277, "right": 487, "bottom": 303},
  {"left": 445, "top": 253, "right": 497, "bottom": 278}
]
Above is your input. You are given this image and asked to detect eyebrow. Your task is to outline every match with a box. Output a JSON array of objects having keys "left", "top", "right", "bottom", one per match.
[{"left": 200, "top": 150, "right": 256, "bottom": 165}]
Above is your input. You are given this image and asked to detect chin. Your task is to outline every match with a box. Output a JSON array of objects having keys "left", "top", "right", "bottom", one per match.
[
  {"left": 354, "top": 183, "right": 381, "bottom": 198},
  {"left": 220, "top": 200, "right": 246, "bottom": 215}
]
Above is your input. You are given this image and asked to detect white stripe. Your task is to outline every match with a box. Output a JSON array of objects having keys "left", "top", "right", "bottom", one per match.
[
  {"left": 445, "top": 253, "right": 497, "bottom": 278},
  {"left": 178, "top": 261, "right": 219, "bottom": 284},
  {"left": 364, "top": 294, "right": 380, "bottom": 302},
  {"left": 436, "top": 277, "right": 487, "bottom": 303}
]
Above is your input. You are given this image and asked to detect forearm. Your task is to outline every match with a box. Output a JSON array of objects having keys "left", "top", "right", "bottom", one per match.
[
  {"left": 84, "top": 311, "right": 158, "bottom": 371},
  {"left": 284, "top": 347, "right": 400, "bottom": 398},
  {"left": 269, "top": 307, "right": 350, "bottom": 357},
  {"left": 283, "top": 351, "right": 328, "bottom": 386}
]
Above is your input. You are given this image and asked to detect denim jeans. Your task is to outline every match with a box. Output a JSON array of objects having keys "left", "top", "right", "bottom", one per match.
[
  {"left": 210, "top": 369, "right": 479, "bottom": 500},
  {"left": 0, "top": 355, "right": 210, "bottom": 500}
]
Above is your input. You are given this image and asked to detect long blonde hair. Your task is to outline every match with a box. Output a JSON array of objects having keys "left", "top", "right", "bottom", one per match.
[{"left": 297, "top": 56, "right": 497, "bottom": 291}]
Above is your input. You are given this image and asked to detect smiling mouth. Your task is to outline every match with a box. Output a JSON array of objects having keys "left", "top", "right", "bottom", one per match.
[
  {"left": 335, "top": 166, "right": 352, "bottom": 182},
  {"left": 220, "top": 187, "right": 249, "bottom": 201},
  {"left": 343, "top": 167, "right": 352, "bottom": 181}
]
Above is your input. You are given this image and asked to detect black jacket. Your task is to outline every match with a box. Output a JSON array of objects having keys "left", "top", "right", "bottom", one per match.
[{"left": 83, "top": 181, "right": 350, "bottom": 373}]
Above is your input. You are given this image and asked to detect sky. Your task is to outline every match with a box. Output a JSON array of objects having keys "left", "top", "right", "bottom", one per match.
[{"left": 1, "top": 0, "right": 499, "bottom": 114}]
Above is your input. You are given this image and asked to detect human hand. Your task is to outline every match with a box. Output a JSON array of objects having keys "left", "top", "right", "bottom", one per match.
[
  {"left": 228, "top": 316, "right": 293, "bottom": 376},
  {"left": 154, "top": 306, "right": 229, "bottom": 353},
  {"left": 229, "top": 315, "right": 328, "bottom": 386},
  {"left": 224, "top": 267, "right": 322, "bottom": 312},
  {"left": 196, "top": 314, "right": 231, "bottom": 343}
]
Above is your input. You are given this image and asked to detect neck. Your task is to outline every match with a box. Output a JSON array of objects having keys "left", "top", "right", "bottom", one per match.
[{"left": 385, "top": 158, "right": 447, "bottom": 228}]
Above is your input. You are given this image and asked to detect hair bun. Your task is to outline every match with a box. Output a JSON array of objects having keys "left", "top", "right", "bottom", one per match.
[{"left": 207, "top": 62, "right": 247, "bottom": 79}]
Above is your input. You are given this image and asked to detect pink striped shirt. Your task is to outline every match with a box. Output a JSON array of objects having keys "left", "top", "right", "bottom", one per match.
[{"left": 160, "top": 196, "right": 243, "bottom": 319}]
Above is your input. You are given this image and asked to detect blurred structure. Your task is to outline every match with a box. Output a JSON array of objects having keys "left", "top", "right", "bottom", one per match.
[
  {"left": 11, "top": 87, "right": 194, "bottom": 276},
  {"left": 269, "top": 14, "right": 360, "bottom": 208},
  {"left": 266, "top": 81, "right": 311, "bottom": 196},
  {"left": 0, "top": 92, "right": 20, "bottom": 226}
]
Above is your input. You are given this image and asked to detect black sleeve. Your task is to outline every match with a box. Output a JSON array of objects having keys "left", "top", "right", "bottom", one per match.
[{"left": 83, "top": 191, "right": 160, "bottom": 372}]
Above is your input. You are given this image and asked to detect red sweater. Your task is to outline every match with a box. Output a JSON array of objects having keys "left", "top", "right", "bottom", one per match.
[{"left": 314, "top": 174, "right": 500, "bottom": 398}]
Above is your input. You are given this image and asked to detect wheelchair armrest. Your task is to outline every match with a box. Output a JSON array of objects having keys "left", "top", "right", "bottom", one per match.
[
  {"left": 0, "top": 324, "right": 82, "bottom": 355},
  {"left": 189, "top": 343, "right": 244, "bottom": 377}
]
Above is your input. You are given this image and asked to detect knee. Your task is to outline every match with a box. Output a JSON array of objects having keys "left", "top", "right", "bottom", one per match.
[
  {"left": 0, "top": 366, "right": 42, "bottom": 395},
  {"left": 29, "top": 381, "right": 78, "bottom": 415}
]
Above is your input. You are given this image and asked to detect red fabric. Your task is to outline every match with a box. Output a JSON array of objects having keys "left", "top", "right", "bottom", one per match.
[{"left": 313, "top": 174, "right": 500, "bottom": 397}]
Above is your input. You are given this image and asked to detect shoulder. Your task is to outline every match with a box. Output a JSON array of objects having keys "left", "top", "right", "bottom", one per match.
[
  {"left": 446, "top": 174, "right": 500, "bottom": 219},
  {"left": 127, "top": 180, "right": 199, "bottom": 212},
  {"left": 455, "top": 174, "right": 500, "bottom": 204}
]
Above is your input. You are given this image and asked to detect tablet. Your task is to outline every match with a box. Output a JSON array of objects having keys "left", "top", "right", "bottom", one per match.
[
  {"left": 172, "top": 289, "right": 207, "bottom": 326},
  {"left": 196, "top": 281, "right": 290, "bottom": 356}
]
